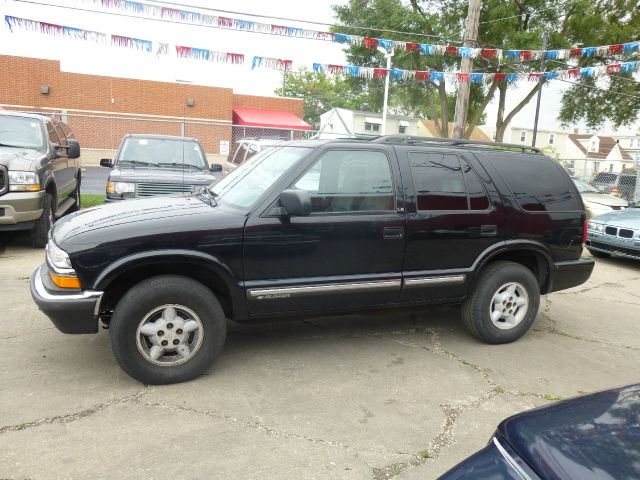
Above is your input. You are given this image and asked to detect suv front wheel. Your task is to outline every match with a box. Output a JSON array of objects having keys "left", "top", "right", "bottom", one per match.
[
  {"left": 462, "top": 261, "right": 540, "bottom": 344},
  {"left": 110, "top": 275, "right": 227, "bottom": 384}
]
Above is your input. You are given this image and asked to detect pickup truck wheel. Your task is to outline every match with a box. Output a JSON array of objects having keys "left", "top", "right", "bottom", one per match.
[
  {"left": 110, "top": 275, "right": 226, "bottom": 384},
  {"left": 30, "top": 192, "right": 54, "bottom": 248},
  {"left": 587, "top": 248, "right": 611, "bottom": 259},
  {"left": 461, "top": 261, "right": 539, "bottom": 344}
]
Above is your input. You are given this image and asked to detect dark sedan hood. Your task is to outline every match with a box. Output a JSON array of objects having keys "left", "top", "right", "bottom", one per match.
[
  {"left": 109, "top": 166, "right": 217, "bottom": 184},
  {"left": 498, "top": 384, "right": 640, "bottom": 479},
  {"left": 53, "top": 195, "right": 238, "bottom": 248},
  {"left": 581, "top": 192, "right": 628, "bottom": 208},
  {"left": 0, "top": 147, "right": 43, "bottom": 171}
]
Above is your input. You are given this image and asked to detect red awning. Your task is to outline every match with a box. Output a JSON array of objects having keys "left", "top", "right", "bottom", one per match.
[{"left": 232, "top": 107, "right": 311, "bottom": 131}]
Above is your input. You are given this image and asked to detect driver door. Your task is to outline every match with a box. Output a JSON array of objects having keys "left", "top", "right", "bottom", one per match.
[{"left": 243, "top": 146, "right": 406, "bottom": 316}]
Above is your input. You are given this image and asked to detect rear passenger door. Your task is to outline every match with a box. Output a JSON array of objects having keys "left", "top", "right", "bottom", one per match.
[{"left": 397, "top": 148, "right": 504, "bottom": 302}]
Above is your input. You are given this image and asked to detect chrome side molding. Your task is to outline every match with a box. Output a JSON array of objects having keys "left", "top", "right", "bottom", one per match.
[
  {"left": 403, "top": 275, "right": 465, "bottom": 288},
  {"left": 247, "top": 280, "right": 401, "bottom": 300}
]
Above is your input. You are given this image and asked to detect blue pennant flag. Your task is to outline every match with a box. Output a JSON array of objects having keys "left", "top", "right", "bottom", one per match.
[
  {"left": 344, "top": 65, "right": 360, "bottom": 77},
  {"left": 621, "top": 61, "right": 638, "bottom": 73},
  {"left": 334, "top": 33, "right": 351, "bottom": 44},
  {"left": 623, "top": 42, "right": 639, "bottom": 53},
  {"left": 191, "top": 48, "right": 211, "bottom": 61},
  {"left": 505, "top": 72, "right": 519, "bottom": 82},
  {"left": 313, "top": 63, "right": 325, "bottom": 73},
  {"left": 505, "top": 50, "right": 519, "bottom": 60},
  {"left": 419, "top": 44, "right": 434, "bottom": 55},
  {"left": 390, "top": 68, "right": 403, "bottom": 80},
  {"left": 579, "top": 67, "right": 594, "bottom": 77},
  {"left": 545, "top": 71, "right": 558, "bottom": 80},
  {"left": 252, "top": 56, "right": 263, "bottom": 69},
  {"left": 430, "top": 71, "right": 444, "bottom": 82},
  {"left": 470, "top": 73, "right": 484, "bottom": 83},
  {"left": 378, "top": 39, "right": 393, "bottom": 51},
  {"left": 581, "top": 47, "right": 596, "bottom": 58},
  {"left": 545, "top": 50, "right": 559, "bottom": 59},
  {"left": 235, "top": 20, "right": 254, "bottom": 31},
  {"left": 459, "top": 47, "right": 473, "bottom": 58}
]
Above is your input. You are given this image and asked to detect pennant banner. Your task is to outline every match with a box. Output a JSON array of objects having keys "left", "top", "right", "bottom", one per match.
[
  {"left": 252, "top": 56, "right": 293, "bottom": 71},
  {"left": 82, "top": 0, "right": 640, "bottom": 61},
  {"left": 311, "top": 61, "right": 640, "bottom": 83},
  {"left": 5, "top": 15, "right": 107, "bottom": 44}
]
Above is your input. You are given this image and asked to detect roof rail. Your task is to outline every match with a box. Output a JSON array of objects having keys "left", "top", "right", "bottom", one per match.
[{"left": 370, "top": 134, "right": 543, "bottom": 154}]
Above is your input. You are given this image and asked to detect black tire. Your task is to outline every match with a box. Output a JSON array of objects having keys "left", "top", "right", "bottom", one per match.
[
  {"left": 587, "top": 248, "right": 611, "bottom": 259},
  {"left": 461, "top": 261, "right": 540, "bottom": 344},
  {"left": 69, "top": 173, "right": 81, "bottom": 213},
  {"left": 30, "top": 192, "right": 54, "bottom": 248},
  {"left": 110, "top": 275, "right": 227, "bottom": 384}
]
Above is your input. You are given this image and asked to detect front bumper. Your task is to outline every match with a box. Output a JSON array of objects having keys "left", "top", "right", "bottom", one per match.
[
  {"left": 547, "top": 258, "right": 595, "bottom": 293},
  {"left": 587, "top": 232, "right": 640, "bottom": 260},
  {"left": 0, "top": 190, "right": 44, "bottom": 229},
  {"left": 30, "top": 265, "right": 103, "bottom": 334}
]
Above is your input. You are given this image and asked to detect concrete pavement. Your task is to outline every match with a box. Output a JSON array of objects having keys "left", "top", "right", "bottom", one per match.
[{"left": 1, "top": 235, "right": 639, "bottom": 479}]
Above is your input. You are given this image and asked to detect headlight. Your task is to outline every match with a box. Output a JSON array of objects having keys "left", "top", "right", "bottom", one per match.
[
  {"left": 588, "top": 222, "right": 604, "bottom": 232},
  {"left": 106, "top": 181, "right": 135, "bottom": 195},
  {"left": 8, "top": 171, "right": 40, "bottom": 191},
  {"left": 46, "top": 241, "right": 73, "bottom": 270}
]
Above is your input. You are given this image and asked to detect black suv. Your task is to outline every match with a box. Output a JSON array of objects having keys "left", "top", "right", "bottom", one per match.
[
  {"left": 31, "top": 136, "right": 594, "bottom": 384},
  {"left": 0, "top": 112, "right": 81, "bottom": 247}
]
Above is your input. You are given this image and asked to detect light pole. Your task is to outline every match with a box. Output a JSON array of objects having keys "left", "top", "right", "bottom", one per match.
[{"left": 377, "top": 46, "right": 394, "bottom": 135}]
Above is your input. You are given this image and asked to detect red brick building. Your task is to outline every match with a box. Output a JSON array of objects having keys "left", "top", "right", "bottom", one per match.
[{"left": 0, "top": 54, "right": 308, "bottom": 154}]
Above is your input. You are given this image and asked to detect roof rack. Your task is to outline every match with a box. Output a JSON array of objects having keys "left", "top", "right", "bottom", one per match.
[{"left": 370, "top": 134, "right": 543, "bottom": 154}]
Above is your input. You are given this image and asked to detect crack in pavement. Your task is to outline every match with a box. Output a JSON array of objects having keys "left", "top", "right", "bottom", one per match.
[
  {"left": 0, "top": 389, "right": 149, "bottom": 434},
  {"left": 137, "top": 400, "right": 414, "bottom": 459}
]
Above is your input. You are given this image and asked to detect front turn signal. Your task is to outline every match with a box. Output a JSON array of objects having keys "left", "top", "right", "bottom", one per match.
[{"left": 49, "top": 272, "right": 82, "bottom": 289}]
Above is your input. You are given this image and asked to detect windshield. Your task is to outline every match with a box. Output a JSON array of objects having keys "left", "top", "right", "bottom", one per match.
[
  {"left": 210, "top": 146, "right": 310, "bottom": 209},
  {"left": 117, "top": 137, "right": 208, "bottom": 169},
  {"left": 572, "top": 178, "right": 599, "bottom": 193},
  {"left": 0, "top": 116, "right": 45, "bottom": 149}
]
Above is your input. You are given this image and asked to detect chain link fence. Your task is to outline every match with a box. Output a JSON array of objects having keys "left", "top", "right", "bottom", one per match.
[{"left": 559, "top": 158, "right": 639, "bottom": 202}]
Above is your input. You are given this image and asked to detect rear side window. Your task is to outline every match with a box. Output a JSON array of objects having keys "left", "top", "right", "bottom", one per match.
[
  {"left": 593, "top": 172, "right": 616, "bottom": 183},
  {"left": 491, "top": 154, "right": 581, "bottom": 212},
  {"left": 408, "top": 152, "right": 489, "bottom": 211}
]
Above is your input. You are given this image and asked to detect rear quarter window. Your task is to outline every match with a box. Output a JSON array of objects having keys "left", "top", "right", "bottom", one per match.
[{"left": 489, "top": 153, "right": 581, "bottom": 212}]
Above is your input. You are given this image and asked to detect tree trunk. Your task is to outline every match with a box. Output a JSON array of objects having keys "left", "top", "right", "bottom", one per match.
[
  {"left": 494, "top": 82, "right": 507, "bottom": 142},
  {"left": 465, "top": 79, "right": 498, "bottom": 139},
  {"left": 495, "top": 82, "right": 543, "bottom": 142},
  {"left": 452, "top": 0, "right": 482, "bottom": 138},
  {"left": 438, "top": 80, "right": 449, "bottom": 138},
  {"left": 425, "top": 83, "right": 443, "bottom": 137}
]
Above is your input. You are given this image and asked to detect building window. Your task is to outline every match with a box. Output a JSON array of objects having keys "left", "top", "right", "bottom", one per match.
[
  {"left": 593, "top": 161, "right": 600, "bottom": 171},
  {"left": 590, "top": 140, "right": 596, "bottom": 152},
  {"left": 548, "top": 133, "right": 555, "bottom": 145},
  {"left": 609, "top": 164, "right": 614, "bottom": 172},
  {"left": 399, "top": 125, "right": 406, "bottom": 134},
  {"left": 520, "top": 131, "right": 526, "bottom": 142},
  {"left": 364, "top": 122, "right": 380, "bottom": 132}
]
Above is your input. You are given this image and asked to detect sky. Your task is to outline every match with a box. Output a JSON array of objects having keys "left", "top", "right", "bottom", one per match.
[{"left": 1, "top": 0, "right": 638, "bottom": 135}]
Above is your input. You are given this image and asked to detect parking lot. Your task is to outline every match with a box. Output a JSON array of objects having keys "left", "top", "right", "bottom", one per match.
[{"left": 1, "top": 234, "right": 639, "bottom": 479}]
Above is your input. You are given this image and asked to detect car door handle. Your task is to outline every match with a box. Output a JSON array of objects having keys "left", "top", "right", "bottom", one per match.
[
  {"left": 480, "top": 224, "right": 497, "bottom": 237},
  {"left": 383, "top": 227, "right": 404, "bottom": 240}
]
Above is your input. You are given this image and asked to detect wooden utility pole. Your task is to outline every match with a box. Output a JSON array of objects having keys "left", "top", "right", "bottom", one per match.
[{"left": 452, "top": 0, "right": 482, "bottom": 139}]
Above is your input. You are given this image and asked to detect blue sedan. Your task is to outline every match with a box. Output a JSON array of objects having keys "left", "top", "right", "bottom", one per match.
[
  {"left": 586, "top": 202, "right": 640, "bottom": 260},
  {"left": 440, "top": 384, "right": 640, "bottom": 479}
]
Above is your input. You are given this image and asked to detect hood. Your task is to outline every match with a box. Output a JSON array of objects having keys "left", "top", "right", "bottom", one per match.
[
  {"left": 497, "top": 384, "right": 640, "bottom": 479},
  {"left": 53, "top": 195, "right": 226, "bottom": 247},
  {"left": 581, "top": 192, "right": 628, "bottom": 208},
  {"left": 0, "top": 147, "right": 43, "bottom": 171},
  {"left": 110, "top": 166, "right": 217, "bottom": 184},
  {"left": 591, "top": 206, "right": 640, "bottom": 227}
]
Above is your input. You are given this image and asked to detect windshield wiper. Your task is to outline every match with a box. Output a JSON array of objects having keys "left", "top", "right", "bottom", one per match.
[
  {"left": 0, "top": 143, "right": 24, "bottom": 148},
  {"left": 194, "top": 186, "right": 217, "bottom": 207},
  {"left": 117, "top": 160, "right": 159, "bottom": 167},
  {"left": 158, "top": 162, "right": 203, "bottom": 170}
]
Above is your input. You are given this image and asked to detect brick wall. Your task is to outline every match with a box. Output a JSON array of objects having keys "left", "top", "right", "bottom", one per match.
[{"left": 0, "top": 55, "right": 304, "bottom": 153}]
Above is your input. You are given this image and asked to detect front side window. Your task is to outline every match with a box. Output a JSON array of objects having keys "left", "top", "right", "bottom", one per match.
[
  {"left": 118, "top": 137, "right": 208, "bottom": 169},
  {"left": 293, "top": 149, "right": 394, "bottom": 213},
  {"left": 409, "top": 152, "right": 489, "bottom": 211},
  {"left": 46, "top": 122, "right": 60, "bottom": 145},
  {"left": 0, "top": 116, "right": 45, "bottom": 150},
  {"left": 210, "top": 146, "right": 310, "bottom": 209}
]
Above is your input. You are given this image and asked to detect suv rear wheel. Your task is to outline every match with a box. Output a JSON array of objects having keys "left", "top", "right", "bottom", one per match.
[
  {"left": 462, "top": 261, "right": 540, "bottom": 344},
  {"left": 110, "top": 275, "right": 227, "bottom": 384}
]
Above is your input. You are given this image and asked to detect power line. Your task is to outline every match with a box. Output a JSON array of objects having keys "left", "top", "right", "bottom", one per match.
[{"left": 555, "top": 78, "right": 640, "bottom": 100}]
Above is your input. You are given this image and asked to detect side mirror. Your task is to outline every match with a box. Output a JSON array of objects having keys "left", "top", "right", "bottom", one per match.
[
  {"left": 210, "top": 163, "right": 223, "bottom": 173},
  {"left": 67, "top": 139, "right": 81, "bottom": 159},
  {"left": 100, "top": 158, "right": 113, "bottom": 168},
  {"left": 280, "top": 189, "right": 311, "bottom": 217}
]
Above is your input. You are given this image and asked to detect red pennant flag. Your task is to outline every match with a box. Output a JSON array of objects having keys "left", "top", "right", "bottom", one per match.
[
  {"left": 218, "top": 17, "right": 233, "bottom": 27},
  {"left": 608, "top": 44, "right": 623, "bottom": 55},
  {"left": 327, "top": 64, "right": 344, "bottom": 73},
  {"left": 519, "top": 50, "right": 533, "bottom": 60},
  {"left": 481, "top": 49, "right": 497, "bottom": 59},
  {"left": 364, "top": 37, "right": 378, "bottom": 49},
  {"left": 567, "top": 68, "right": 580, "bottom": 77},
  {"left": 607, "top": 64, "right": 621, "bottom": 74},
  {"left": 405, "top": 42, "right": 420, "bottom": 52},
  {"left": 456, "top": 73, "right": 469, "bottom": 83},
  {"left": 569, "top": 48, "right": 582, "bottom": 58},
  {"left": 175, "top": 46, "right": 192, "bottom": 57},
  {"left": 528, "top": 73, "right": 542, "bottom": 81},
  {"left": 40, "top": 22, "right": 63, "bottom": 34},
  {"left": 494, "top": 72, "right": 507, "bottom": 82},
  {"left": 415, "top": 71, "right": 430, "bottom": 80},
  {"left": 445, "top": 45, "right": 459, "bottom": 55},
  {"left": 373, "top": 68, "right": 387, "bottom": 78}
]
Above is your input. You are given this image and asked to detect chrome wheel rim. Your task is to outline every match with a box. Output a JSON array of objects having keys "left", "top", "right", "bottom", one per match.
[
  {"left": 489, "top": 282, "right": 529, "bottom": 330},
  {"left": 136, "top": 304, "right": 204, "bottom": 366}
]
